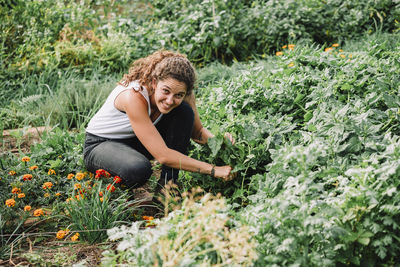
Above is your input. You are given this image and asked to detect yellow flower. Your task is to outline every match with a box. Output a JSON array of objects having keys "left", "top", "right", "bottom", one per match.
[
  {"left": 29, "top": 165, "right": 38, "bottom": 170},
  {"left": 288, "top": 44, "right": 295, "bottom": 50},
  {"left": 48, "top": 169, "right": 56, "bottom": 175},
  {"left": 332, "top": 43, "right": 339, "bottom": 47},
  {"left": 324, "top": 47, "right": 333, "bottom": 52},
  {"left": 339, "top": 54, "right": 346, "bottom": 59},
  {"left": 66, "top": 197, "right": 73, "bottom": 203},
  {"left": 75, "top": 172, "right": 85, "bottom": 181},
  {"left": 9, "top": 170, "right": 16, "bottom": 176},
  {"left": 24, "top": 205, "right": 32, "bottom": 211},
  {"left": 33, "top": 208, "right": 44, "bottom": 217},
  {"left": 74, "top": 183, "right": 81, "bottom": 190},
  {"left": 21, "top": 156, "right": 31, "bottom": 162},
  {"left": 275, "top": 51, "right": 283, "bottom": 56},
  {"left": 56, "top": 230, "right": 67, "bottom": 240},
  {"left": 288, "top": 62, "right": 295, "bottom": 68},
  {"left": 100, "top": 197, "right": 104, "bottom": 202},
  {"left": 12, "top": 187, "right": 21, "bottom": 194},
  {"left": 44, "top": 193, "right": 50, "bottom": 198},
  {"left": 5, "top": 199, "right": 16, "bottom": 207},
  {"left": 339, "top": 49, "right": 344, "bottom": 52},
  {"left": 67, "top": 173, "right": 74, "bottom": 180},
  {"left": 42, "top": 182, "right": 53, "bottom": 189},
  {"left": 17, "top": 193, "right": 25, "bottom": 198},
  {"left": 71, "top": 233, "right": 79, "bottom": 241}
]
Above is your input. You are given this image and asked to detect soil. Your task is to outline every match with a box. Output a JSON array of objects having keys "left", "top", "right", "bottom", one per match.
[{"left": 1, "top": 126, "right": 51, "bottom": 153}]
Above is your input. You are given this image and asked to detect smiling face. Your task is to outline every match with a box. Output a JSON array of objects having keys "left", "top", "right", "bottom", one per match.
[{"left": 151, "top": 78, "right": 187, "bottom": 114}]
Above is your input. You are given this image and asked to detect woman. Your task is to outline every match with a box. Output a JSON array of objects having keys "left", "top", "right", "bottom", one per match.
[{"left": 84, "top": 50, "right": 233, "bottom": 189}]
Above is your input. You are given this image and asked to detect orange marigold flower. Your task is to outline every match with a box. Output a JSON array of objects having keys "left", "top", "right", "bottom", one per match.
[
  {"left": 339, "top": 49, "right": 344, "bottom": 52},
  {"left": 288, "top": 62, "right": 295, "bottom": 68},
  {"left": 42, "top": 182, "right": 53, "bottom": 189},
  {"left": 24, "top": 205, "right": 31, "bottom": 211},
  {"left": 12, "top": 187, "right": 21, "bottom": 194},
  {"left": 99, "top": 191, "right": 103, "bottom": 197},
  {"left": 142, "top": 215, "right": 154, "bottom": 221},
  {"left": 67, "top": 173, "right": 74, "bottom": 180},
  {"left": 106, "top": 184, "right": 115, "bottom": 193},
  {"left": 56, "top": 230, "right": 66, "bottom": 240},
  {"left": 113, "top": 176, "right": 122, "bottom": 184},
  {"left": 275, "top": 51, "right": 283, "bottom": 56},
  {"left": 5, "top": 199, "right": 16, "bottom": 207},
  {"left": 288, "top": 44, "right": 295, "bottom": 50},
  {"left": 332, "top": 43, "right": 339, "bottom": 47},
  {"left": 48, "top": 169, "right": 56, "bottom": 175},
  {"left": 74, "top": 183, "right": 81, "bottom": 190},
  {"left": 75, "top": 172, "right": 85, "bottom": 181},
  {"left": 324, "top": 47, "right": 333, "bottom": 52},
  {"left": 44, "top": 193, "right": 50, "bottom": 198},
  {"left": 66, "top": 197, "right": 73, "bottom": 203},
  {"left": 55, "top": 192, "right": 61, "bottom": 197},
  {"left": 33, "top": 208, "right": 44, "bottom": 217},
  {"left": 71, "top": 233, "right": 79, "bottom": 241},
  {"left": 339, "top": 54, "right": 346, "bottom": 59},
  {"left": 21, "top": 156, "right": 31, "bottom": 162},
  {"left": 23, "top": 174, "right": 33, "bottom": 181},
  {"left": 100, "top": 197, "right": 104, "bottom": 202},
  {"left": 17, "top": 193, "right": 25, "bottom": 198},
  {"left": 29, "top": 165, "right": 38, "bottom": 170},
  {"left": 282, "top": 45, "right": 287, "bottom": 49},
  {"left": 9, "top": 170, "right": 16, "bottom": 176}
]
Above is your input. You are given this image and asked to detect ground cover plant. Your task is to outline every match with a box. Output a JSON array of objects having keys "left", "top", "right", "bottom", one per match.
[{"left": 1, "top": 0, "right": 400, "bottom": 266}]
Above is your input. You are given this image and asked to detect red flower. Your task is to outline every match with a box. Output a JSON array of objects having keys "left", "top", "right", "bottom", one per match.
[
  {"left": 106, "top": 184, "right": 115, "bottom": 193},
  {"left": 113, "top": 176, "right": 122, "bottom": 184},
  {"left": 95, "top": 169, "right": 111, "bottom": 179}
]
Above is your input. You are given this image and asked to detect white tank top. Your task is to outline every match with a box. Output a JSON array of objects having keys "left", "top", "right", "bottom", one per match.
[{"left": 86, "top": 81, "right": 163, "bottom": 139}]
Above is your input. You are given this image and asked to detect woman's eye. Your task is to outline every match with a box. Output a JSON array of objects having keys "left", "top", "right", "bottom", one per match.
[{"left": 163, "top": 89, "right": 169, "bottom": 94}]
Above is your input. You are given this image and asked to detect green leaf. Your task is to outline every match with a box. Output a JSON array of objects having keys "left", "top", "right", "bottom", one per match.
[{"left": 208, "top": 136, "right": 223, "bottom": 158}]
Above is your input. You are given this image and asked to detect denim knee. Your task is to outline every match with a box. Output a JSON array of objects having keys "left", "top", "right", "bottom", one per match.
[{"left": 119, "top": 159, "right": 153, "bottom": 188}]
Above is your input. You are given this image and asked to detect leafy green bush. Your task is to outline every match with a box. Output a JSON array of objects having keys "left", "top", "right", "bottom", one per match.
[
  {"left": 183, "top": 34, "right": 400, "bottom": 265},
  {"left": 134, "top": 0, "right": 400, "bottom": 64}
]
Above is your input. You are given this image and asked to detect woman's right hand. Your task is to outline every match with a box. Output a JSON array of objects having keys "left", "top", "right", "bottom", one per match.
[{"left": 214, "top": 165, "right": 235, "bottom": 181}]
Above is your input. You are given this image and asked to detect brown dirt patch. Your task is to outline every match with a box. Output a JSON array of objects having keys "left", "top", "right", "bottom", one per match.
[{"left": 1, "top": 126, "right": 51, "bottom": 153}]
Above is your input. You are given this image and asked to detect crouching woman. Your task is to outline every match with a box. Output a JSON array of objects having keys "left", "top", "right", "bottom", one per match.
[{"left": 83, "top": 49, "right": 234, "bottom": 188}]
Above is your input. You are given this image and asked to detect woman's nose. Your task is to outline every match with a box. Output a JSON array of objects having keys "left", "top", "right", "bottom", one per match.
[{"left": 166, "top": 95, "right": 174, "bottom": 104}]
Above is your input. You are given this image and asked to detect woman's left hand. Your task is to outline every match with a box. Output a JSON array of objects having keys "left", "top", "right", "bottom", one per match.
[{"left": 224, "top": 132, "right": 235, "bottom": 145}]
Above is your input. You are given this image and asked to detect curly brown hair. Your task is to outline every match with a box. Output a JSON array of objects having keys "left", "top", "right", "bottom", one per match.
[{"left": 119, "top": 50, "right": 197, "bottom": 95}]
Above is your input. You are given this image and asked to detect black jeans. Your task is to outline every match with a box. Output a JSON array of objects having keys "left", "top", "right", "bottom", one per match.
[{"left": 83, "top": 102, "right": 194, "bottom": 188}]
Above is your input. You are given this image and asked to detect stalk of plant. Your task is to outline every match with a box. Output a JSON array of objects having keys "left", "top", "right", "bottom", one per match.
[{"left": 62, "top": 180, "right": 138, "bottom": 244}]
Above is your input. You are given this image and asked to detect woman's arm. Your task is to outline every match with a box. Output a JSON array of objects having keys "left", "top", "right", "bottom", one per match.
[
  {"left": 116, "top": 90, "right": 232, "bottom": 179},
  {"left": 184, "top": 93, "right": 235, "bottom": 145}
]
